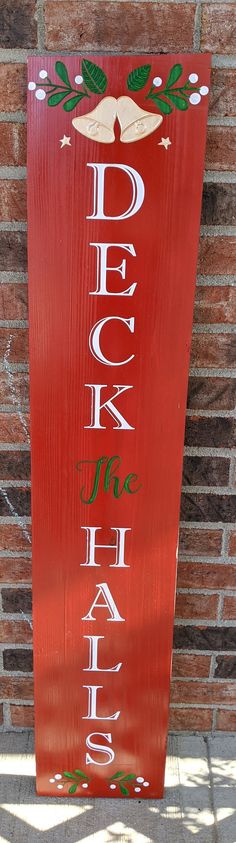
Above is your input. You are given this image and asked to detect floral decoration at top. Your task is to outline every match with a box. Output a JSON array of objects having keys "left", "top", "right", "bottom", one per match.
[{"left": 28, "top": 59, "right": 209, "bottom": 144}]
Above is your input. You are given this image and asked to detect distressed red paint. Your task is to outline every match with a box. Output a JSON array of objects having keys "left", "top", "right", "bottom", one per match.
[{"left": 27, "top": 54, "right": 210, "bottom": 798}]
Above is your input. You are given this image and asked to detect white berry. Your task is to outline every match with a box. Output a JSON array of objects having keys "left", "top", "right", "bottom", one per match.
[
  {"left": 143, "top": 781, "right": 150, "bottom": 787},
  {"left": 189, "top": 93, "right": 201, "bottom": 105},
  {"left": 75, "top": 74, "right": 83, "bottom": 85},
  {"left": 39, "top": 70, "right": 47, "bottom": 79},
  {"left": 136, "top": 777, "right": 144, "bottom": 783},
  {"left": 35, "top": 89, "right": 46, "bottom": 100},
  {"left": 153, "top": 76, "right": 162, "bottom": 87},
  {"left": 55, "top": 774, "right": 62, "bottom": 780},
  {"left": 57, "top": 784, "right": 63, "bottom": 790},
  {"left": 28, "top": 81, "right": 36, "bottom": 91},
  {"left": 82, "top": 782, "right": 88, "bottom": 788},
  {"left": 134, "top": 787, "right": 141, "bottom": 793},
  {"left": 110, "top": 784, "right": 116, "bottom": 789},
  {"left": 49, "top": 778, "right": 55, "bottom": 783},
  {"left": 200, "top": 85, "right": 209, "bottom": 96},
  {"left": 189, "top": 73, "right": 198, "bottom": 84}
]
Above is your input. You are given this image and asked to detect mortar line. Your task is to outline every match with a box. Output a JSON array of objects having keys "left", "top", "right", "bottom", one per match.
[
  {"left": 193, "top": 1, "right": 201, "bottom": 51},
  {"left": 205, "top": 736, "right": 219, "bottom": 843},
  {"left": 37, "top": 0, "right": 45, "bottom": 51}
]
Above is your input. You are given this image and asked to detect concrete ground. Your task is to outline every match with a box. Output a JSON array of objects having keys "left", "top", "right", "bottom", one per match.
[{"left": 0, "top": 733, "right": 235, "bottom": 843}]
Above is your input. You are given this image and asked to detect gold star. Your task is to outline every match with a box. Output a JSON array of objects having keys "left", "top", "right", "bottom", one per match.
[
  {"left": 158, "top": 137, "right": 171, "bottom": 150},
  {"left": 60, "top": 135, "right": 71, "bottom": 148}
]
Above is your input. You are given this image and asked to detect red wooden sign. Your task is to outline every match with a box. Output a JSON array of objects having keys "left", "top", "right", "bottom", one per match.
[{"left": 27, "top": 54, "right": 210, "bottom": 799}]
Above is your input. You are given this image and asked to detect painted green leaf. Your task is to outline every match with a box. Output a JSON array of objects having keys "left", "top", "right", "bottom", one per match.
[
  {"left": 110, "top": 771, "right": 126, "bottom": 780},
  {"left": 47, "top": 92, "right": 68, "bottom": 106},
  {"left": 127, "top": 64, "right": 151, "bottom": 91},
  {"left": 120, "top": 784, "right": 129, "bottom": 796},
  {"left": 166, "top": 63, "right": 183, "bottom": 88},
  {"left": 63, "top": 771, "right": 78, "bottom": 780},
  {"left": 69, "top": 783, "right": 77, "bottom": 794},
  {"left": 82, "top": 59, "right": 107, "bottom": 94},
  {"left": 63, "top": 94, "right": 85, "bottom": 111},
  {"left": 167, "top": 93, "right": 188, "bottom": 110},
  {"left": 55, "top": 61, "right": 71, "bottom": 87},
  {"left": 74, "top": 769, "right": 89, "bottom": 778},
  {"left": 150, "top": 95, "right": 172, "bottom": 115},
  {"left": 120, "top": 774, "right": 136, "bottom": 782}
]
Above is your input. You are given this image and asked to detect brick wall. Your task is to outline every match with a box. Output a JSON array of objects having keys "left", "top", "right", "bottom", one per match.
[{"left": 0, "top": 0, "right": 235, "bottom": 733}]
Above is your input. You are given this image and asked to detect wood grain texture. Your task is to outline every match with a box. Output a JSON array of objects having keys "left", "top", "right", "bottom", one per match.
[{"left": 27, "top": 54, "right": 210, "bottom": 799}]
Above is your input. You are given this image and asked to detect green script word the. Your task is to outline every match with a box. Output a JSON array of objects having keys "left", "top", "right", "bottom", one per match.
[{"left": 76, "top": 455, "right": 141, "bottom": 505}]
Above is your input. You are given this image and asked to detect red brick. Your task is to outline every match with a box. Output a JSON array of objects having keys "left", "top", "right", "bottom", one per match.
[
  {"left": 198, "top": 237, "right": 236, "bottom": 276},
  {"left": 0, "top": 676, "right": 33, "bottom": 699},
  {"left": 0, "top": 413, "right": 30, "bottom": 443},
  {"left": 185, "top": 416, "right": 236, "bottom": 449},
  {"left": 0, "top": 1, "right": 37, "bottom": 48},
  {"left": 194, "top": 287, "right": 236, "bottom": 326},
  {"left": 0, "top": 524, "right": 31, "bottom": 552},
  {"left": 0, "top": 371, "right": 29, "bottom": 406},
  {"left": 45, "top": 1, "right": 195, "bottom": 51},
  {"left": 0, "top": 180, "right": 27, "bottom": 223},
  {"left": 3, "top": 648, "right": 33, "bottom": 672},
  {"left": 0, "top": 487, "right": 31, "bottom": 518},
  {"left": 0, "top": 123, "right": 26, "bottom": 166},
  {"left": 0, "top": 451, "right": 30, "bottom": 481},
  {"left": 215, "top": 655, "right": 236, "bottom": 678},
  {"left": 205, "top": 126, "right": 236, "bottom": 172},
  {"left": 210, "top": 69, "right": 236, "bottom": 119},
  {"left": 10, "top": 704, "right": 34, "bottom": 727},
  {"left": 0, "top": 232, "right": 27, "bottom": 272},
  {"left": 177, "top": 562, "right": 236, "bottom": 591},
  {"left": 223, "top": 596, "right": 236, "bottom": 620},
  {"left": 229, "top": 532, "right": 236, "bottom": 556},
  {"left": 190, "top": 333, "right": 236, "bottom": 369},
  {"left": 188, "top": 377, "right": 236, "bottom": 412},
  {"left": 0, "top": 620, "right": 32, "bottom": 643},
  {"left": 0, "top": 285, "right": 28, "bottom": 320},
  {"left": 0, "top": 557, "right": 31, "bottom": 583},
  {"left": 201, "top": 184, "right": 236, "bottom": 227},
  {"left": 179, "top": 528, "right": 223, "bottom": 556},
  {"left": 181, "top": 492, "right": 236, "bottom": 524},
  {"left": 172, "top": 654, "right": 211, "bottom": 678},
  {"left": 0, "top": 64, "right": 26, "bottom": 112},
  {"left": 175, "top": 592, "right": 218, "bottom": 620},
  {"left": 174, "top": 625, "right": 236, "bottom": 651},
  {"left": 201, "top": 4, "right": 236, "bottom": 54},
  {"left": 216, "top": 710, "right": 236, "bottom": 730},
  {"left": 171, "top": 681, "right": 236, "bottom": 705},
  {"left": 182, "top": 455, "right": 229, "bottom": 487},
  {"left": 169, "top": 707, "right": 212, "bottom": 731},
  {"left": 2, "top": 587, "right": 32, "bottom": 614},
  {"left": 0, "top": 328, "right": 28, "bottom": 363},
  {"left": 0, "top": 704, "right": 3, "bottom": 725}
]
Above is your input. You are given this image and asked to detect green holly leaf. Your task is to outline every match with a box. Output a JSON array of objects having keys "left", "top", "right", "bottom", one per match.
[
  {"left": 55, "top": 60, "right": 71, "bottom": 87},
  {"left": 167, "top": 93, "right": 188, "bottom": 110},
  {"left": 120, "top": 774, "right": 136, "bottom": 782},
  {"left": 166, "top": 63, "right": 183, "bottom": 88},
  {"left": 150, "top": 95, "right": 172, "bottom": 115},
  {"left": 47, "top": 92, "right": 68, "bottom": 106},
  {"left": 74, "top": 769, "right": 89, "bottom": 778},
  {"left": 63, "top": 771, "right": 78, "bottom": 780},
  {"left": 120, "top": 784, "right": 129, "bottom": 796},
  {"left": 82, "top": 59, "right": 107, "bottom": 94},
  {"left": 110, "top": 771, "right": 126, "bottom": 780},
  {"left": 69, "top": 783, "right": 78, "bottom": 794},
  {"left": 127, "top": 64, "right": 151, "bottom": 91},
  {"left": 63, "top": 94, "right": 86, "bottom": 111}
]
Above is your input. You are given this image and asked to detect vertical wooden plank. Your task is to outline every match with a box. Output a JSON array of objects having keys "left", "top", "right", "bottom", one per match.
[{"left": 27, "top": 54, "right": 210, "bottom": 798}]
